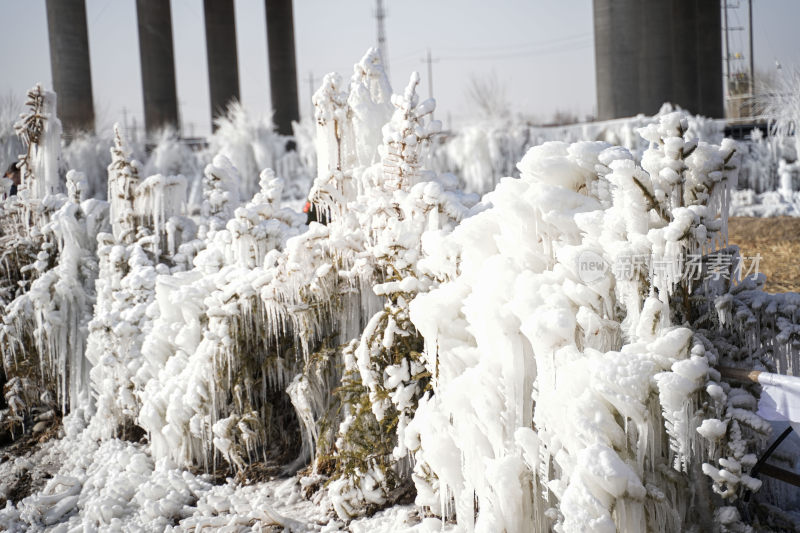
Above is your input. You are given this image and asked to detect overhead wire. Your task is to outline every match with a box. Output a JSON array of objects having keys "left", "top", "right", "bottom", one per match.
[
  {"left": 390, "top": 33, "right": 592, "bottom": 66},
  {"left": 91, "top": 0, "right": 113, "bottom": 25},
  {"left": 438, "top": 39, "right": 593, "bottom": 61},
  {"left": 435, "top": 32, "right": 592, "bottom": 54}
]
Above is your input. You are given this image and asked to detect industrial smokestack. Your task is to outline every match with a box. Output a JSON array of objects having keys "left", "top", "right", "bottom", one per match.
[
  {"left": 204, "top": 0, "right": 240, "bottom": 128},
  {"left": 45, "top": 0, "right": 95, "bottom": 136},
  {"left": 136, "top": 0, "right": 180, "bottom": 136},
  {"left": 594, "top": 0, "right": 723, "bottom": 119},
  {"left": 265, "top": 0, "right": 300, "bottom": 136},
  {"left": 593, "top": 0, "right": 642, "bottom": 120}
]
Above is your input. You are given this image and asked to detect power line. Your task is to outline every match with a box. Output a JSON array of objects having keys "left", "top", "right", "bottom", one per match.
[
  {"left": 91, "top": 0, "right": 113, "bottom": 25},
  {"left": 748, "top": 0, "right": 754, "bottom": 98},
  {"left": 421, "top": 48, "right": 439, "bottom": 120},
  {"left": 723, "top": 0, "right": 755, "bottom": 117},
  {"left": 438, "top": 39, "right": 592, "bottom": 61},
  {"left": 391, "top": 33, "right": 593, "bottom": 69},
  {"left": 392, "top": 49, "right": 427, "bottom": 64},
  {"left": 435, "top": 32, "right": 592, "bottom": 54},
  {"left": 307, "top": 72, "right": 316, "bottom": 121}
]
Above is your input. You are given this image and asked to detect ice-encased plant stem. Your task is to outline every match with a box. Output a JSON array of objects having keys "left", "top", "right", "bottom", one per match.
[
  {"left": 323, "top": 71, "right": 464, "bottom": 517},
  {"left": 0, "top": 86, "right": 111, "bottom": 441},
  {"left": 107, "top": 125, "right": 139, "bottom": 244},
  {"left": 3, "top": 170, "right": 106, "bottom": 415},
  {"left": 85, "top": 125, "right": 191, "bottom": 438},
  {"left": 13, "top": 85, "right": 62, "bottom": 200}
]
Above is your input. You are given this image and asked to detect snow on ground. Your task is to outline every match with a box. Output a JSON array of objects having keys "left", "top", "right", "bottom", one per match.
[
  {"left": 0, "top": 414, "right": 447, "bottom": 532},
  {"left": 731, "top": 158, "right": 800, "bottom": 217},
  {"left": 731, "top": 189, "right": 800, "bottom": 217}
]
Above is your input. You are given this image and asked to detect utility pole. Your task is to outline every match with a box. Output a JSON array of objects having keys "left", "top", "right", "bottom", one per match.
[
  {"left": 748, "top": 0, "right": 755, "bottom": 114},
  {"left": 422, "top": 48, "right": 438, "bottom": 120},
  {"left": 375, "top": 0, "right": 389, "bottom": 76},
  {"left": 723, "top": 1, "right": 731, "bottom": 112},
  {"left": 177, "top": 98, "right": 186, "bottom": 138},
  {"left": 307, "top": 72, "right": 316, "bottom": 121},
  {"left": 723, "top": 1, "right": 753, "bottom": 118}
]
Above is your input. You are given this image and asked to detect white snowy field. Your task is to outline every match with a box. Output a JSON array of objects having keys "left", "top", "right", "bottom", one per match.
[
  {"left": 0, "top": 414, "right": 447, "bottom": 532},
  {"left": 2, "top": 49, "right": 800, "bottom": 532},
  {"left": 731, "top": 189, "right": 800, "bottom": 217}
]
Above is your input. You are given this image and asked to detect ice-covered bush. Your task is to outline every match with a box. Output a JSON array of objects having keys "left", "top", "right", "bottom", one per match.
[
  {"left": 1, "top": 86, "right": 109, "bottom": 436},
  {"left": 403, "top": 111, "right": 783, "bottom": 531},
  {"left": 85, "top": 125, "right": 192, "bottom": 438},
  {"left": 761, "top": 68, "right": 800, "bottom": 164},
  {"left": 133, "top": 163, "right": 305, "bottom": 468},
  {"left": 62, "top": 133, "right": 115, "bottom": 201},
  {"left": 317, "top": 70, "right": 481, "bottom": 518},
  {"left": 208, "top": 102, "right": 313, "bottom": 206},
  {"left": 121, "top": 51, "right": 476, "bottom": 515},
  {"left": 731, "top": 68, "right": 800, "bottom": 216},
  {"left": 434, "top": 103, "right": 724, "bottom": 196}
]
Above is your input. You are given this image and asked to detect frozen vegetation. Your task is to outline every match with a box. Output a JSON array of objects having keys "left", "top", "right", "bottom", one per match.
[
  {"left": 1, "top": 51, "right": 800, "bottom": 531},
  {"left": 2, "top": 84, "right": 796, "bottom": 219}
]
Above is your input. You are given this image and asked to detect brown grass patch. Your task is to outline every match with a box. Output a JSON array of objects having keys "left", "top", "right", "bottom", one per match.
[{"left": 728, "top": 217, "right": 800, "bottom": 293}]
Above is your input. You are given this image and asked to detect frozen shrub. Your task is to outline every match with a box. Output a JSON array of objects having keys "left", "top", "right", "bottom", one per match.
[
  {"left": 404, "top": 111, "right": 779, "bottom": 531},
  {"left": 1, "top": 86, "right": 108, "bottom": 435}
]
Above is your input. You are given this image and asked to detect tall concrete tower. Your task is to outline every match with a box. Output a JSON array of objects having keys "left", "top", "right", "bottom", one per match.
[
  {"left": 593, "top": 0, "right": 642, "bottom": 119},
  {"left": 136, "top": 0, "right": 179, "bottom": 136},
  {"left": 694, "top": 0, "right": 724, "bottom": 119},
  {"left": 265, "top": 0, "right": 300, "bottom": 136},
  {"left": 669, "top": 0, "right": 700, "bottom": 114},
  {"left": 45, "top": 0, "right": 95, "bottom": 136},
  {"left": 637, "top": 0, "right": 673, "bottom": 115},
  {"left": 594, "top": 0, "right": 723, "bottom": 120},
  {"left": 204, "top": 0, "right": 240, "bottom": 127}
]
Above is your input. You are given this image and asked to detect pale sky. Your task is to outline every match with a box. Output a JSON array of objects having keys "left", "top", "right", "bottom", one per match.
[{"left": 1, "top": 0, "right": 799, "bottom": 137}]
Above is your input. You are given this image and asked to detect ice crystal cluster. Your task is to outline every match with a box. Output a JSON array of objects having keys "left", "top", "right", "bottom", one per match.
[
  {"left": 434, "top": 104, "right": 723, "bottom": 196},
  {"left": 1, "top": 52, "right": 799, "bottom": 531},
  {"left": 1, "top": 86, "right": 107, "bottom": 432}
]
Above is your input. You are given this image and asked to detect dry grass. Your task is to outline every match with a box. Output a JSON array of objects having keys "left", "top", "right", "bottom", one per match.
[{"left": 728, "top": 217, "right": 800, "bottom": 293}]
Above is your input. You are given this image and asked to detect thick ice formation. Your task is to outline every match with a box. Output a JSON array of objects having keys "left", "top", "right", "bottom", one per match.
[
  {"left": 1, "top": 59, "right": 800, "bottom": 532},
  {"left": 404, "top": 114, "right": 773, "bottom": 532},
  {"left": 209, "top": 101, "right": 313, "bottom": 205},
  {"left": 437, "top": 104, "right": 724, "bottom": 196},
  {"left": 13, "top": 85, "right": 63, "bottom": 200},
  {"left": 1, "top": 87, "right": 108, "bottom": 425}
]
